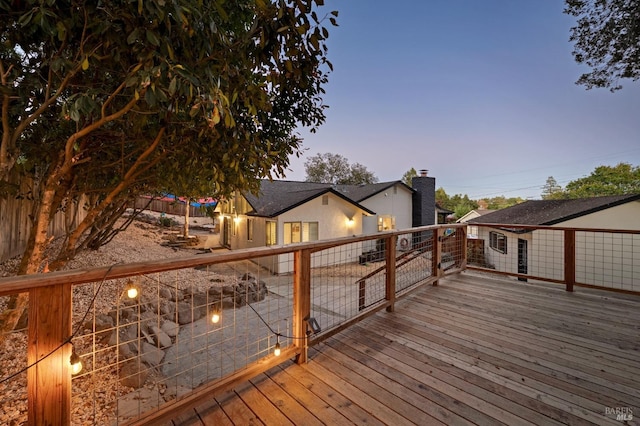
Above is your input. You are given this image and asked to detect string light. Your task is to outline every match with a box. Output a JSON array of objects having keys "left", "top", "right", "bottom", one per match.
[
  {"left": 273, "top": 337, "right": 281, "bottom": 357},
  {"left": 210, "top": 306, "right": 221, "bottom": 324},
  {"left": 69, "top": 347, "right": 83, "bottom": 376},
  {"left": 125, "top": 280, "right": 138, "bottom": 299}
]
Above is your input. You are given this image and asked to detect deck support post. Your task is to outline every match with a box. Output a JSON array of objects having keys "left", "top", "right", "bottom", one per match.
[
  {"left": 28, "top": 283, "right": 72, "bottom": 425},
  {"left": 432, "top": 228, "right": 443, "bottom": 285},
  {"left": 564, "top": 229, "right": 576, "bottom": 292},
  {"left": 385, "top": 234, "right": 397, "bottom": 312},
  {"left": 294, "top": 248, "right": 311, "bottom": 364}
]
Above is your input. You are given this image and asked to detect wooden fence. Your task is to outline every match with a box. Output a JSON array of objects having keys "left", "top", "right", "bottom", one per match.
[{"left": 0, "top": 173, "right": 86, "bottom": 262}]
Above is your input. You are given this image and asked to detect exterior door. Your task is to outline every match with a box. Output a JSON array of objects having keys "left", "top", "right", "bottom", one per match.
[
  {"left": 518, "top": 238, "right": 528, "bottom": 282},
  {"left": 222, "top": 217, "right": 230, "bottom": 247}
]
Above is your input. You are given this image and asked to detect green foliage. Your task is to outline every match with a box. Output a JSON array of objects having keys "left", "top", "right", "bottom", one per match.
[
  {"left": 562, "top": 163, "right": 640, "bottom": 198},
  {"left": 483, "top": 196, "right": 524, "bottom": 210},
  {"left": 565, "top": 0, "right": 640, "bottom": 91},
  {"left": 304, "top": 153, "right": 378, "bottom": 185},
  {"left": 402, "top": 168, "right": 418, "bottom": 187},
  {"left": 435, "top": 187, "right": 479, "bottom": 219},
  {"left": 0, "top": 0, "right": 337, "bottom": 270}
]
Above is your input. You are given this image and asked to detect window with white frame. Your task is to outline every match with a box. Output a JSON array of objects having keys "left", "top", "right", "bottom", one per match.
[
  {"left": 284, "top": 221, "right": 318, "bottom": 244},
  {"left": 377, "top": 215, "right": 395, "bottom": 231},
  {"left": 489, "top": 231, "right": 507, "bottom": 254},
  {"left": 266, "top": 221, "right": 276, "bottom": 246}
]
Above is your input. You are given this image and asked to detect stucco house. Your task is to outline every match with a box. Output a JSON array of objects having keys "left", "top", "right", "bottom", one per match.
[
  {"left": 218, "top": 174, "right": 436, "bottom": 273},
  {"left": 466, "top": 194, "right": 640, "bottom": 288}
]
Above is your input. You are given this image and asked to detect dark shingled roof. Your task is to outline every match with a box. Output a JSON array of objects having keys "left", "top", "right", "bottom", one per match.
[
  {"left": 467, "top": 194, "right": 640, "bottom": 226},
  {"left": 243, "top": 180, "right": 387, "bottom": 217}
]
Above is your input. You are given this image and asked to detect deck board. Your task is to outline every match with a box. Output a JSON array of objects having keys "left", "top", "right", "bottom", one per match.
[{"left": 172, "top": 272, "right": 640, "bottom": 425}]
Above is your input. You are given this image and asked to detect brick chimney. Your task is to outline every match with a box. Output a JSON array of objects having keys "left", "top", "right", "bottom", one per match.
[{"left": 412, "top": 171, "right": 436, "bottom": 227}]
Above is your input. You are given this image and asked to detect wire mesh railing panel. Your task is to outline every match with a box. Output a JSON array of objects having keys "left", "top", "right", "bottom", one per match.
[
  {"left": 311, "top": 241, "right": 383, "bottom": 332},
  {"left": 395, "top": 231, "right": 434, "bottom": 292},
  {"left": 576, "top": 231, "right": 640, "bottom": 292},
  {"left": 0, "top": 294, "right": 28, "bottom": 425},
  {"left": 69, "top": 255, "right": 293, "bottom": 424},
  {"left": 528, "top": 229, "right": 565, "bottom": 281},
  {"left": 472, "top": 226, "right": 565, "bottom": 282}
]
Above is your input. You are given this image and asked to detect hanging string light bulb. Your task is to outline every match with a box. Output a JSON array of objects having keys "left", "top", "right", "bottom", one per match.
[
  {"left": 273, "top": 335, "right": 281, "bottom": 357},
  {"left": 125, "top": 280, "right": 139, "bottom": 299},
  {"left": 210, "top": 305, "right": 221, "bottom": 324},
  {"left": 69, "top": 346, "right": 83, "bottom": 376}
]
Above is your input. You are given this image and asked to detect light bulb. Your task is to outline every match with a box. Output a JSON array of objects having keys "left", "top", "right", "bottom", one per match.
[
  {"left": 125, "top": 280, "right": 138, "bottom": 299},
  {"left": 127, "top": 286, "right": 138, "bottom": 299},
  {"left": 211, "top": 311, "right": 220, "bottom": 324},
  {"left": 274, "top": 342, "right": 281, "bottom": 357},
  {"left": 70, "top": 349, "right": 83, "bottom": 375}
]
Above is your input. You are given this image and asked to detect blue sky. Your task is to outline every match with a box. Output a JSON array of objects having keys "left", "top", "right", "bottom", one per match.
[{"left": 283, "top": 1, "right": 640, "bottom": 200}]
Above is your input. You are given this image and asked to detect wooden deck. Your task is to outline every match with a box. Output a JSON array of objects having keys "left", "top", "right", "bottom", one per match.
[{"left": 168, "top": 272, "right": 640, "bottom": 425}]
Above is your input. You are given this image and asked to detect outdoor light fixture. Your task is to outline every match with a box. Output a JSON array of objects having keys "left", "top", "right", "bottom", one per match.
[
  {"left": 210, "top": 306, "right": 221, "bottom": 324},
  {"left": 346, "top": 217, "right": 354, "bottom": 227},
  {"left": 125, "top": 280, "right": 139, "bottom": 299},
  {"left": 69, "top": 347, "right": 83, "bottom": 376},
  {"left": 273, "top": 336, "right": 281, "bottom": 357}
]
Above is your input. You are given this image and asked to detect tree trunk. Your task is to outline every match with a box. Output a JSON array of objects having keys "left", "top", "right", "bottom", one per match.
[{"left": 183, "top": 199, "right": 190, "bottom": 238}]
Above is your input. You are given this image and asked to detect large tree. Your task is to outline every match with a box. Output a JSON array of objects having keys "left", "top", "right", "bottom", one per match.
[
  {"left": 0, "top": 0, "right": 336, "bottom": 331},
  {"left": 541, "top": 176, "right": 564, "bottom": 199},
  {"left": 304, "top": 152, "right": 377, "bottom": 184},
  {"left": 563, "top": 163, "right": 640, "bottom": 197},
  {"left": 565, "top": 0, "right": 640, "bottom": 91}
]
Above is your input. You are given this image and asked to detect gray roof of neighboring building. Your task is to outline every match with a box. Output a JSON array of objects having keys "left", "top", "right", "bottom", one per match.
[
  {"left": 467, "top": 194, "right": 640, "bottom": 226},
  {"left": 243, "top": 180, "right": 384, "bottom": 217}
]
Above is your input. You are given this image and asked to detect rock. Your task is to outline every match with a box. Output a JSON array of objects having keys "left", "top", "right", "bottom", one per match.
[
  {"left": 117, "top": 388, "right": 160, "bottom": 418},
  {"left": 119, "top": 342, "right": 137, "bottom": 360},
  {"left": 150, "top": 325, "right": 172, "bottom": 349},
  {"left": 177, "top": 302, "right": 194, "bottom": 325},
  {"left": 161, "top": 320, "right": 180, "bottom": 338},
  {"left": 119, "top": 360, "right": 149, "bottom": 388},
  {"left": 140, "top": 342, "right": 164, "bottom": 366}
]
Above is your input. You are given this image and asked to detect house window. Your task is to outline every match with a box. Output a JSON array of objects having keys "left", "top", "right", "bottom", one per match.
[
  {"left": 266, "top": 221, "right": 276, "bottom": 246},
  {"left": 284, "top": 221, "right": 319, "bottom": 244},
  {"left": 247, "top": 218, "right": 254, "bottom": 241},
  {"left": 322, "top": 195, "right": 329, "bottom": 205},
  {"left": 489, "top": 231, "right": 507, "bottom": 254},
  {"left": 377, "top": 215, "right": 395, "bottom": 231}
]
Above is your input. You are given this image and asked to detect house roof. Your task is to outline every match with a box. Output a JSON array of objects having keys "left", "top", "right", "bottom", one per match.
[
  {"left": 243, "top": 180, "right": 378, "bottom": 218},
  {"left": 467, "top": 194, "right": 640, "bottom": 226},
  {"left": 333, "top": 181, "right": 414, "bottom": 202}
]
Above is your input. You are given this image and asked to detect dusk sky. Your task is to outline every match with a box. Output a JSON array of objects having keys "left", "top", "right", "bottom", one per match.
[{"left": 283, "top": 1, "right": 640, "bottom": 200}]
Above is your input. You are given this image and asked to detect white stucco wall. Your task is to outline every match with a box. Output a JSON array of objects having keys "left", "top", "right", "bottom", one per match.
[{"left": 359, "top": 184, "right": 413, "bottom": 252}]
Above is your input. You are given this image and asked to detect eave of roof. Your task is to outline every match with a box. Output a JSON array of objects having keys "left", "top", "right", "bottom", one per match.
[{"left": 467, "top": 194, "right": 640, "bottom": 226}]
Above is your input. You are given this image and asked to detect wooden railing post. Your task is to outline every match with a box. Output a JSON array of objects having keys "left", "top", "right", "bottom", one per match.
[
  {"left": 385, "top": 234, "right": 397, "bottom": 312},
  {"left": 28, "top": 283, "right": 72, "bottom": 425},
  {"left": 432, "top": 228, "right": 443, "bottom": 286},
  {"left": 293, "top": 249, "right": 311, "bottom": 364},
  {"left": 458, "top": 226, "right": 468, "bottom": 269},
  {"left": 564, "top": 229, "right": 576, "bottom": 292}
]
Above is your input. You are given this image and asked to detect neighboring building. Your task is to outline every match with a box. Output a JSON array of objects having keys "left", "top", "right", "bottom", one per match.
[
  {"left": 218, "top": 176, "right": 435, "bottom": 273},
  {"left": 457, "top": 209, "right": 496, "bottom": 238},
  {"left": 467, "top": 194, "right": 640, "bottom": 289}
]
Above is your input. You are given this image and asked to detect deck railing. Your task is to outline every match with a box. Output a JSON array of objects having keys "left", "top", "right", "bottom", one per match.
[
  {"left": 468, "top": 224, "right": 640, "bottom": 294},
  {"left": 0, "top": 224, "right": 465, "bottom": 425},
  {"left": 1, "top": 222, "right": 638, "bottom": 424}
]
